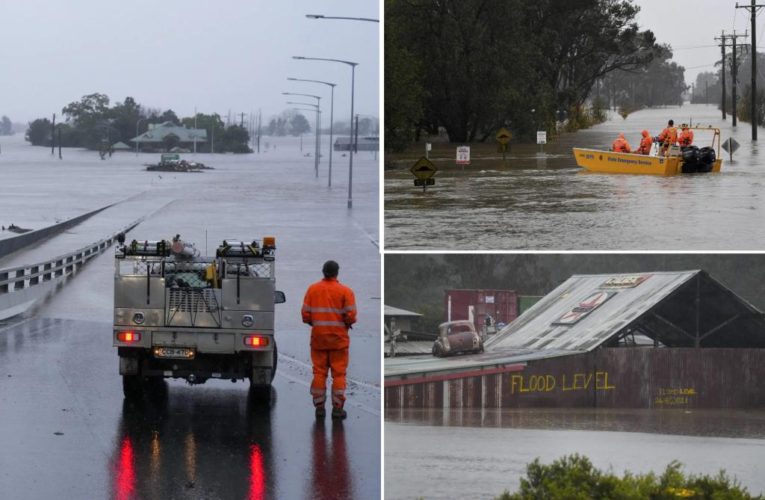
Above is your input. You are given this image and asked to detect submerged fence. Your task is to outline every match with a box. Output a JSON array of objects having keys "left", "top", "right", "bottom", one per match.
[{"left": 0, "top": 221, "right": 140, "bottom": 321}]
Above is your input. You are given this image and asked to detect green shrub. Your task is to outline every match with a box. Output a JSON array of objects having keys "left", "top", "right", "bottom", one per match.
[{"left": 496, "top": 454, "right": 760, "bottom": 500}]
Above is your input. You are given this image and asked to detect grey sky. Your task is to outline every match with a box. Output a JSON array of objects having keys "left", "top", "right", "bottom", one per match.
[
  {"left": 1, "top": 0, "right": 379, "bottom": 126},
  {"left": 634, "top": 0, "right": 758, "bottom": 86}
]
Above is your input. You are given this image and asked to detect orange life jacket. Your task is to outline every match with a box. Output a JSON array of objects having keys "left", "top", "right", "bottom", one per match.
[
  {"left": 659, "top": 126, "right": 678, "bottom": 146},
  {"left": 678, "top": 129, "right": 694, "bottom": 147},
  {"left": 302, "top": 277, "right": 357, "bottom": 350},
  {"left": 638, "top": 133, "right": 652, "bottom": 155},
  {"left": 612, "top": 137, "right": 631, "bottom": 153}
]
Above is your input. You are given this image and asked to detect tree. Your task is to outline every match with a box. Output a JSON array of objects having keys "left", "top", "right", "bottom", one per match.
[
  {"left": 25, "top": 118, "right": 51, "bottom": 146},
  {"left": 386, "top": 0, "right": 659, "bottom": 143},
  {"left": 289, "top": 113, "right": 310, "bottom": 136},
  {"left": 0, "top": 115, "right": 12, "bottom": 135},
  {"left": 61, "top": 92, "right": 111, "bottom": 148},
  {"left": 182, "top": 113, "right": 225, "bottom": 152},
  {"left": 109, "top": 96, "right": 143, "bottom": 143},
  {"left": 221, "top": 125, "right": 252, "bottom": 153}
]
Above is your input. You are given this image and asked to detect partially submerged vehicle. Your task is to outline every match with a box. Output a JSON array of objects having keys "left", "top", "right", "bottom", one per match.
[
  {"left": 573, "top": 126, "right": 722, "bottom": 175},
  {"left": 432, "top": 320, "right": 484, "bottom": 357},
  {"left": 113, "top": 234, "right": 284, "bottom": 398},
  {"left": 145, "top": 153, "right": 212, "bottom": 172}
]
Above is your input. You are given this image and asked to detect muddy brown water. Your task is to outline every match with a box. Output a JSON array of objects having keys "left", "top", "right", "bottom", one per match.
[
  {"left": 385, "top": 103, "right": 765, "bottom": 250},
  {"left": 385, "top": 408, "right": 765, "bottom": 499}
]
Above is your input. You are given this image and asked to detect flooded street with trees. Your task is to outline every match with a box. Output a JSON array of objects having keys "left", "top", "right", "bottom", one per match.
[{"left": 385, "top": 103, "right": 765, "bottom": 250}]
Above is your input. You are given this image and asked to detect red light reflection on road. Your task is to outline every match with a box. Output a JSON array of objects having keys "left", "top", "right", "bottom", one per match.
[
  {"left": 249, "top": 443, "right": 266, "bottom": 500},
  {"left": 115, "top": 436, "right": 136, "bottom": 500}
]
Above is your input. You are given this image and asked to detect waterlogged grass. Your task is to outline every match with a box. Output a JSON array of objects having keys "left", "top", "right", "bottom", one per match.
[{"left": 497, "top": 454, "right": 761, "bottom": 500}]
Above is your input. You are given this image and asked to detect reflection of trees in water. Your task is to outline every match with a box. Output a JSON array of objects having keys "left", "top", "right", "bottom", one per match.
[
  {"left": 310, "top": 420, "right": 353, "bottom": 500},
  {"left": 110, "top": 385, "right": 276, "bottom": 500}
]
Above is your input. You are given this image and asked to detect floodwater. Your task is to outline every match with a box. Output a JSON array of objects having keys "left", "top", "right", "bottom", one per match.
[
  {"left": 384, "top": 103, "right": 765, "bottom": 250},
  {"left": 385, "top": 408, "right": 765, "bottom": 499},
  {"left": 0, "top": 133, "right": 381, "bottom": 499}
]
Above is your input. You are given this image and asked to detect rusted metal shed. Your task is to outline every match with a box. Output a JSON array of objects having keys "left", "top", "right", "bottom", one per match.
[
  {"left": 386, "top": 270, "right": 765, "bottom": 410},
  {"left": 445, "top": 289, "right": 518, "bottom": 333}
]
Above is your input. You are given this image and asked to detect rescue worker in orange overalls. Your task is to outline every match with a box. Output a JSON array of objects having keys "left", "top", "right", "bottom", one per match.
[
  {"left": 637, "top": 130, "right": 652, "bottom": 155},
  {"left": 658, "top": 119, "right": 678, "bottom": 155},
  {"left": 302, "top": 260, "right": 357, "bottom": 419},
  {"left": 678, "top": 124, "right": 694, "bottom": 147},
  {"left": 611, "top": 133, "right": 632, "bottom": 153}
]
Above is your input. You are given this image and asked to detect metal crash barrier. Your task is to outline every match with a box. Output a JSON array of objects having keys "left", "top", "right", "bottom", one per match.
[{"left": 0, "top": 221, "right": 140, "bottom": 321}]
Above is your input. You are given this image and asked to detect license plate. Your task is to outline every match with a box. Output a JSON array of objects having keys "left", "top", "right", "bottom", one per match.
[{"left": 154, "top": 346, "right": 195, "bottom": 359}]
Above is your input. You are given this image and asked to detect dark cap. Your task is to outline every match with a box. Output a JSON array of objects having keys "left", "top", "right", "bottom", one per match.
[{"left": 322, "top": 260, "right": 339, "bottom": 278}]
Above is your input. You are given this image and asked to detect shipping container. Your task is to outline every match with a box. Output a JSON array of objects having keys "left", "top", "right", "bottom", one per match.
[{"left": 444, "top": 289, "right": 518, "bottom": 334}]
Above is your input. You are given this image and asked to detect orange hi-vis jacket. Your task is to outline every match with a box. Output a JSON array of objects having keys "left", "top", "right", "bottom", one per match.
[
  {"left": 678, "top": 128, "right": 694, "bottom": 147},
  {"left": 658, "top": 126, "right": 678, "bottom": 146},
  {"left": 302, "top": 277, "right": 357, "bottom": 350},
  {"left": 637, "top": 130, "right": 652, "bottom": 155},
  {"left": 612, "top": 136, "right": 631, "bottom": 153}
]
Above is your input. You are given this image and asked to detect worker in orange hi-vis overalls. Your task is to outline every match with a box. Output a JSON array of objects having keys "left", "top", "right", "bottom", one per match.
[{"left": 302, "top": 260, "right": 357, "bottom": 419}]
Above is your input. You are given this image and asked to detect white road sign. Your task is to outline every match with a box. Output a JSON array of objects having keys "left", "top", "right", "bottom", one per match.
[{"left": 456, "top": 146, "right": 470, "bottom": 165}]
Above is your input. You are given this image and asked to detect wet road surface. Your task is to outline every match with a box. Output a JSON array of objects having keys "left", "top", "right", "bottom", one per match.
[
  {"left": 0, "top": 135, "right": 381, "bottom": 499},
  {"left": 0, "top": 317, "right": 380, "bottom": 499},
  {"left": 385, "top": 103, "right": 765, "bottom": 250},
  {"left": 385, "top": 408, "right": 765, "bottom": 499}
]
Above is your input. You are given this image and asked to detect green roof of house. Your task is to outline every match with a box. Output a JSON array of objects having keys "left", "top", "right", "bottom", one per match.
[{"left": 130, "top": 121, "right": 207, "bottom": 143}]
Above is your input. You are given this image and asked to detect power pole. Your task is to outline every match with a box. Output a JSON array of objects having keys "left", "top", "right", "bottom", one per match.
[
  {"left": 51, "top": 113, "right": 56, "bottom": 155},
  {"left": 240, "top": 112, "right": 245, "bottom": 127},
  {"left": 737, "top": 0, "right": 765, "bottom": 140},
  {"left": 731, "top": 30, "right": 748, "bottom": 127},
  {"left": 715, "top": 32, "right": 729, "bottom": 120}
]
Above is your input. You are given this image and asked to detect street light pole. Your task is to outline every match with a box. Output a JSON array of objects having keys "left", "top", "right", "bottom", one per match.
[
  {"left": 293, "top": 56, "right": 359, "bottom": 209},
  {"left": 287, "top": 77, "right": 337, "bottom": 187},
  {"left": 135, "top": 117, "right": 146, "bottom": 157},
  {"left": 283, "top": 92, "right": 321, "bottom": 177}
]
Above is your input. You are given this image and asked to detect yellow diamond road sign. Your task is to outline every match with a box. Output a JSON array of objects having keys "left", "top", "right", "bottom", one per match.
[
  {"left": 410, "top": 156, "right": 438, "bottom": 180},
  {"left": 496, "top": 127, "right": 512, "bottom": 145}
]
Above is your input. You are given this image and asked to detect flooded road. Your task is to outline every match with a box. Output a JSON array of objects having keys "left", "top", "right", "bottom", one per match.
[
  {"left": 385, "top": 103, "right": 765, "bottom": 250},
  {"left": 385, "top": 408, "right": 765, "bottom": 499},
  {"left": 0, "top": 135, "right": 381, "bottom": 499},
  {"left": 0, "top": 318, "right": 380, "bottom": 500}
]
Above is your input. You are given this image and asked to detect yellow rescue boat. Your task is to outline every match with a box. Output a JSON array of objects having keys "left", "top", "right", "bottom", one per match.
[{"left": 573, "top": 126, "right": 723, "bottom": 175}]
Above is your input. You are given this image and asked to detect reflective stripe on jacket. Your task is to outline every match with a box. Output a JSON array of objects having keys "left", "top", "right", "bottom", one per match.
[{"left": 302, "top": 277, "right": 357, "bottom": 350}]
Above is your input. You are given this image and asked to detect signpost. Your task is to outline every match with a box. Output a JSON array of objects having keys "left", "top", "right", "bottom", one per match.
[
  {"left": 537, "top": 131, "right": 547, "bottom": 153},
  {"left": 456, "top": 145, "right": 470, "bottom": 170},
  {"left": 496, "top": 127, "right": 512, "bottom": 160},
  {"left": 425, "top": 142, "right": 432, "bottom": 159},
  {"left": 722, "top": 137, "right": 739, "bottom": 162},
  {"left": 410, "top": 156, "right": 438, "bottom": 192}
]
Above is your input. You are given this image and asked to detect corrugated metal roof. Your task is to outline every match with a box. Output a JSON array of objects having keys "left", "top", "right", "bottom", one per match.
[
  {"left": 486, "top": 270, "right": 765, "bottom": 353},
  {"left": 385, "top": 305, "right": 422, "bottom": 317},
  {"left": 384, "top": 270, "right": 765, "bottom": 380},
  {"left": 486, "top": 271, "right": 698, "bottom": 352}
]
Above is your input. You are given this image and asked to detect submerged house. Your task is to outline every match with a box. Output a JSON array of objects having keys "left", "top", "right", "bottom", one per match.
[
  {"left": 130, "top": 122, "right": 207, "bottom": 152},
  {"left": 385, "top": 270, "right": 765, "bottom": 409}
]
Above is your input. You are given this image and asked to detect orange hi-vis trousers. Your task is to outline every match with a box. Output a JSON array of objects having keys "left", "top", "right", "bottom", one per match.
[{"left": 310, "top": 347, "right": 349, "bottom": 409}]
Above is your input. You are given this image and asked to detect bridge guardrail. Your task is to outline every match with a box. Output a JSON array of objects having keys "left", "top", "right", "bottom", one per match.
[{"left": 0, "top": 221, "right": 140, "bottom": 321}]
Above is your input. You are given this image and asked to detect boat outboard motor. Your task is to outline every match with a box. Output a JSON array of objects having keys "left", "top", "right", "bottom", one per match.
[
  {"left": 698, "top": 146, "right": 716, "bottom": 173},
  {"left": 680, "top": 146, "right": 700, "bottom": 173}
]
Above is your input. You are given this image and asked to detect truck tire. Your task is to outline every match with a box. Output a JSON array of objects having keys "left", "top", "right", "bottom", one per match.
[
  {"left": 271, "top": 342, "right": 278, "bottom": 382},
  {"left": 123, "top": 375, "right": 143, "bottom": 399}
]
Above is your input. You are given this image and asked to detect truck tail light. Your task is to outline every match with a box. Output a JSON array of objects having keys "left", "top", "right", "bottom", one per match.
[
  {"left": 117, "top": 331, "right": 141, "bottom": 343},
  {"left": 244, "top": 335, "right": 269, "bottom": 347}
]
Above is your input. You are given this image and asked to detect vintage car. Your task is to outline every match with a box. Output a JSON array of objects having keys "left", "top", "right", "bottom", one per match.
[{"left": 432, "top": 320, "right": 484, "bottom": 357}]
